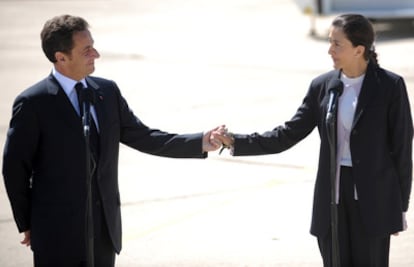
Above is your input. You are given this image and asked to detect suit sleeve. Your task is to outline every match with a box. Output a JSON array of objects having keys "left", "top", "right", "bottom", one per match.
[
  {"left": 2, "top": 96, "right": 39, "bottom": 232},
  {"left": 389, "top": 77, "right": 413, "bottom": 212},
  {"left": 113, "top": 85, "right": 206, "bottom": 158},
  {"left": 232, "top": 86, "right": 319, "bottom": 156}
]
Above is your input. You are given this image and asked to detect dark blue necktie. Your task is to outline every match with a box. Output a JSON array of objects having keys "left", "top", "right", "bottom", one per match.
[{"left": 75, "top": 83, "right": 100, "bottom": 172}]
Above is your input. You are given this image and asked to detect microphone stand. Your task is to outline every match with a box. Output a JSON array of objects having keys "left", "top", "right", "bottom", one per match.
[
  {"left": 80, "top": 93, "right": 95, "bottom": 267},
  {"left": 326, "top": 99, "right": 341, "bottom": 267}
]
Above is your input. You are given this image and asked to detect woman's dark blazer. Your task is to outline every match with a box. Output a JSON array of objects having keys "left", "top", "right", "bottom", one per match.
[
  {"left": 2, "top": 74, "right": 206, "bottom": 261},
  {"left": 232, "top": 62, "right": 413, "bottom": 238}
]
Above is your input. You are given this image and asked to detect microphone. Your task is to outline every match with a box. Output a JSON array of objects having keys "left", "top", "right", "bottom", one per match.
[
  {"left": 326, "top": 79, "right": 344, "bottom": 123},
  {"left": 80, "top": 88, "right": 97, "bottom": 105},
  {"left": 79, "top": 88, "right": 96, "bottom": 136}
]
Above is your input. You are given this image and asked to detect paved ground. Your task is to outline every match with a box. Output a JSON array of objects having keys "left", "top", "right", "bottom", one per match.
[{"left": 0, "top": 0, "right": 413, "bottom": 266}]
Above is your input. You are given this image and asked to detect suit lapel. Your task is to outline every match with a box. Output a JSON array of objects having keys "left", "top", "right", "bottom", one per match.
[
  {"left": 85, "top": 76, "right": 106, "bottom": 128},
  {"left": 85, "top": 77, "right": 106, "bottom": 157},
  {"left": 46, "top": 74, "right": 83, "bottom": 131},
  {"left": 352, "top": 64, "right": 377, "bottom": 129},
  {"left": 324, "top": 69, "right": 342, "bottom": 114},
  {"left": 325, "top": 69, "right": 342, "bottom": 95}
]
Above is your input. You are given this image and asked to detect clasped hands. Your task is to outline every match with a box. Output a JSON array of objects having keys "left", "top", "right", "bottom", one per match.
[{"left": 202, "top": 125, "right": 234, "bottom": 153}]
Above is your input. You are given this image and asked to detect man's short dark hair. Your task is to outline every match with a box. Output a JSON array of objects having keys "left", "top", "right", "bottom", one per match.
[{"left": 40, "top": 15, "right": 89, "bottom": 63}]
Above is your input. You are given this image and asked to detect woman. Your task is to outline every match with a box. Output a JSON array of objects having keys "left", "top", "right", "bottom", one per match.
[{"left": 214, "top": 14, "right": 412, "bottom": 266}]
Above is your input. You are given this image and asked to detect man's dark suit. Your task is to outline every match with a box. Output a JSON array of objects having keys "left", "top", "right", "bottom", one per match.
[
  {"left": 2, "top": 74, "right": 207, "bottom": 262},
  {"left": 231, "top": 62, "right": 412, "bottom": 238}
]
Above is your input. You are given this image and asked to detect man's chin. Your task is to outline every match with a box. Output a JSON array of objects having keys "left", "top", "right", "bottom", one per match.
[
  {"left": 332, "top": 64, "right": 340, "bottom": 70},
  {"left": 87, "top": 66, "right": 95, "bottom": 75}
]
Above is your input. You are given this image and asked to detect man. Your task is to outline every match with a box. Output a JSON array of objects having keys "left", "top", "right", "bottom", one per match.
[{"left": 2, "top": 14, "right": 223, "bottom": 266}]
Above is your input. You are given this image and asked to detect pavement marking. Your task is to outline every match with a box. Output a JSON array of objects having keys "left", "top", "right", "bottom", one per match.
[{"left": 123, "top": 178, "right": 286, "bottom": 243}]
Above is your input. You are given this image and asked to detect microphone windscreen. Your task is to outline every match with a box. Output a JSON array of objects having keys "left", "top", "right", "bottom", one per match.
[
  {"left": 82, "top": 88, "right": 97, "bottom": 104},
  {"left": 328, "top": 79, "right": 344, "bottom": 96}
]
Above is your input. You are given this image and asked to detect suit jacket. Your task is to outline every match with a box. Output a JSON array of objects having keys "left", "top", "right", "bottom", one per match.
[
  {"left": 232, "top": 62, "right": 413, "bottom": 238},
  {"left": 2, "top": 74, "right": 207, "bottom": 261}
]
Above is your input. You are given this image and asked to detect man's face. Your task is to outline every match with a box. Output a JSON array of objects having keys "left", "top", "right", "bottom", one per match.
[{"left": 59, "top": 30, "right": 100, "bottom": 81}]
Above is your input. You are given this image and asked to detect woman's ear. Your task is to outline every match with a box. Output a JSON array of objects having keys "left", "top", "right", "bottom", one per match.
[{"left": 354, "top": 45, "right": 365, "bottom": 58}]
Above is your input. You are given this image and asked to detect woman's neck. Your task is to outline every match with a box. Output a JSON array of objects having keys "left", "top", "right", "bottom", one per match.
[{"left": 342, "top": 61, "right": 368, "bottom": 78}]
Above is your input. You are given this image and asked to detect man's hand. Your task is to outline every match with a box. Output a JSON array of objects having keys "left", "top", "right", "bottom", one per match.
[
  {"left": 202, "top": 125, "right": 227, "bottom": 152},
  {"left": 393, "top": 212, "right": 408, "bottom": 236},
  {"left": 21, "top": 230, "right": 31, "bottom": 247},
  {"left": 210, "top": 127, "right": 235, "bottom": 154}
]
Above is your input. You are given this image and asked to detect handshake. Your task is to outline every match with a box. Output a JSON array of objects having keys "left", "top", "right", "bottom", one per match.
[{"left": 203, "top": 125, "right": 235, "bottom": 153}]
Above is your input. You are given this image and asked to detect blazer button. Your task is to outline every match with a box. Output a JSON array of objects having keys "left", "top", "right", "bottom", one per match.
[
  {"left": 354, "top": 159, "right": 360, "bottom": 165},
  {"left": 352, "top": 129, "right": 358, "bottom": 135}
]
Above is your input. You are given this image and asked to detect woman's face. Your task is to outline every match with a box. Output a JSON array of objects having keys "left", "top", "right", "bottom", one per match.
[{"left": 328, "top": 26, "right": 364, "bottom": 74}]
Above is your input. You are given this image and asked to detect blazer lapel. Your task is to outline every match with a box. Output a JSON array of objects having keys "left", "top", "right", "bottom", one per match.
[
  {"left": 85, "top": 77, "right": 106, "bottom": 127},
  {"left": 352, "top": 64, "right": 378, "bottom": 129},
  {"left": 325, "top": 69, "right": 342, "bottom": 94},
  {"left": 85, "top": 77, "right": 107, "bottom": 157},
  {"left": 46, "top": 74, "right": 83, "bottom": 131},
  {"left": 324, "top": 69, "right": 342, "bottom": 112}
]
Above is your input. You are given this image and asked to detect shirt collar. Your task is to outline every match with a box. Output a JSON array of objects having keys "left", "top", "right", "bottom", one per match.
[
  {"left": 52, "top": 67, "right": 87, "bottom": 95},
  {"left": 341, "top": 72, "right": 365, "bottom": 86}
]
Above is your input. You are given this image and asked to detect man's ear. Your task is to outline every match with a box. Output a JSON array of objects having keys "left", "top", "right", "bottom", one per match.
[{"left": 55, "top": 51, "right": 66, "bottom": 63}]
